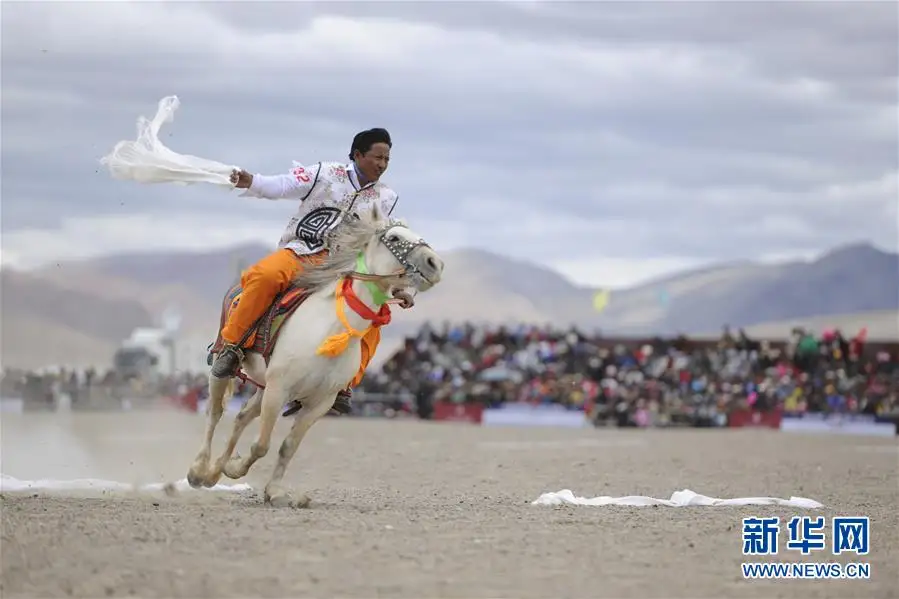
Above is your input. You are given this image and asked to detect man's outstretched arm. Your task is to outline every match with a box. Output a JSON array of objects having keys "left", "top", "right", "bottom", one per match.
[{"left": 232, "top": 163, "right": 322, "bottom": 200}]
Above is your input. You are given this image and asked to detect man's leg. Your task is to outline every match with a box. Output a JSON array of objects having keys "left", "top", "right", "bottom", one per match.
[
  {"left": 212, "top": 249, "right": 302, "bottom": 378},
  {"left": 334, "top": 326, "right": 383, "bottom": 413}
]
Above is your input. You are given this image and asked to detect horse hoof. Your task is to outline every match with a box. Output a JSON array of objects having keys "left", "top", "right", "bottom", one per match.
[
  {"left": 186, "top": 469, "right": 205, "bottom": 489},
  {"left": 265, "top": 489, "right": 310, "bottom": 509},
  {"left": 202, "top": 470, "right": 223, "bottom": 488},
  {"left": 223, "top": 457, "right": 244, "bottom": 480}
]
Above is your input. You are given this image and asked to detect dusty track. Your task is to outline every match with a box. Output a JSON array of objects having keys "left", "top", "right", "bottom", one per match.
[{"left": 2, "top": 411, "right": 897, "bottom": 598}]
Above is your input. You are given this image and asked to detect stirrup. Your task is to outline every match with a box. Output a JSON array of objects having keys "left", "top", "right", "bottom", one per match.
[
  {"left": 221, "top": 344, "right": 245, "bottom": 360},
  {"left": 211, "top": 344, "right": 245, "bottom": 378}
]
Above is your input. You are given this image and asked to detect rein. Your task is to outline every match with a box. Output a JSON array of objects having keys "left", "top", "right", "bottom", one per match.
[{"left": 349, "top": 252, "right": 396, "bottom": 305}]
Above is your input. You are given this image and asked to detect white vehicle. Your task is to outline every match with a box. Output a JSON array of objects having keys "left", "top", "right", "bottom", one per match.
[{"left": 113, "top": 327, "right": 174, "bottom": 381}]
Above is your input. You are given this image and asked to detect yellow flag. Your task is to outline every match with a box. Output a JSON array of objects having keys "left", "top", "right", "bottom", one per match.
[{"left": 592, "top": 289, "right": 611, "bottom": 313}]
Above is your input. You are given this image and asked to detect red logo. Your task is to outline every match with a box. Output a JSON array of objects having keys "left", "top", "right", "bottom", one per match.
[
  {"left": 433, "top": 401, "right": 483, "bottom": 424},
  {"left": 292, "top": 166, "right": 311, "bottom": 183},
  {"left": 728, "top": 408, "right": 783, "bottom": 429}
]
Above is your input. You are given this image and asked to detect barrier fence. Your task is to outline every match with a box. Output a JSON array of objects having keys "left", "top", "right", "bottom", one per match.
[
  {"left": 425, "top": 401, "right": 899, "bottom": 437},
  {"left": 4, "top": 392, "right": 896, "bottom": 438}
]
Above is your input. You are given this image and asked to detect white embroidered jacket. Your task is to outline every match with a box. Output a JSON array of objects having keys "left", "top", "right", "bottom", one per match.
[{"left": 241, "top": 161, "right": 399, "bottom": 256}]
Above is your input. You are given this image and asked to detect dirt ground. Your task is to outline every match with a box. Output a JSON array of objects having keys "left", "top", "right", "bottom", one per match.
[{"left": 1, "top": 411, "right": 897, "bottom": 598}]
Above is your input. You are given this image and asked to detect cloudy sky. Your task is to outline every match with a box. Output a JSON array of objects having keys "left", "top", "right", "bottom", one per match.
[{"left": 2, "top": 1, "right": 896, "bottom": 288}]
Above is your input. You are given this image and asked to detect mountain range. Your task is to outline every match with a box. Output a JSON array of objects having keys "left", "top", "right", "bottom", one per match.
[{"left": 1, "top": 241, "right": 896, "bottom": 371}]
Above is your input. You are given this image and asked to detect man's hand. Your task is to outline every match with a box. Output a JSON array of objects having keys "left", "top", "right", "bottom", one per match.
[{"left": 230, "top": 169, "right": 253, "bottom": 189}]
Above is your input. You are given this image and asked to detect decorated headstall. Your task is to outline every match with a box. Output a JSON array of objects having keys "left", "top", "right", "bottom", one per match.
[{"left": 376, "top": 219, "right": 433, "bottom": 288}]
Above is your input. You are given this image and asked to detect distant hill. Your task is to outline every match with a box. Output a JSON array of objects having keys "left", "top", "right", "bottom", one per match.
[
  {"left": 58, "top": 243, "right": 275, "bottom": 303},
  {"left": 1, "top": 241, "right": 896, "bottom": 370},
  {"left": 590, "top": 242, "right": 899, "bottom": 337},
  {"left": 0, "top": 269, "right": 154, "bottom": 370}
]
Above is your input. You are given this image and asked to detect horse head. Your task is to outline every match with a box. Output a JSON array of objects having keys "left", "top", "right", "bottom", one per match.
[
  {"left": 356, "top": 203, "right": 444, "bottom": 305},
  {"left": 294, "top": 203, "right": 444, "bottom": 307}
]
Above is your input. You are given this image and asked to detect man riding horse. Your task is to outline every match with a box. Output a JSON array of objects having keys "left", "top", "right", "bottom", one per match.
[{"left": 213, "top": 128, "right": 401, "bottom": 416}]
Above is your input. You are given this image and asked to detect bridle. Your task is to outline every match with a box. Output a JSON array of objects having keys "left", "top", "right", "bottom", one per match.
[{"left": 346, "top": 221, "right": 434, "bottom": 291}]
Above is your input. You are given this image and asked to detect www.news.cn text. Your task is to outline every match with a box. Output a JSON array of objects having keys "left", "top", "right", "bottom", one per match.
[{"left": 742, "top": 562, "right": 870, "bottom": 580}]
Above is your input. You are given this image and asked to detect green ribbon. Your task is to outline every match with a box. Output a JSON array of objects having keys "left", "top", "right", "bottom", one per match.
[{"left": 354, "top": 252, "right": 390, "bottom": 306}]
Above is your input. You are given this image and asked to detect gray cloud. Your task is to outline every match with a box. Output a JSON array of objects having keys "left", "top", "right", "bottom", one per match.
[{"left": 1, "top": 1, "right": 896, "bottom": 284}]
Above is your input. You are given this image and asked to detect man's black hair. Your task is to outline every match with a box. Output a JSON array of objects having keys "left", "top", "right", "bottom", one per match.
[{"left": 349, "top": 128, "right": 392, "bottom": 160}]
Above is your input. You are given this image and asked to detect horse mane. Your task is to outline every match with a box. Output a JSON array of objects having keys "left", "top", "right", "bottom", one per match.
[{"left": 291, "top": 210, "right": 386, "bottom": 294}]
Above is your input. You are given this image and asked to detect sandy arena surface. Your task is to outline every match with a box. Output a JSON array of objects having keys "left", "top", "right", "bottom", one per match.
[{"left": 1, "top": 410, "right": 897, "bottom": 598}]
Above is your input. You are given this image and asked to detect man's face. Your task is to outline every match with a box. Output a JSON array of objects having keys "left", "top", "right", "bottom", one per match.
[{"left": 354, "top": 142, "right": 391, "bottom": 182}]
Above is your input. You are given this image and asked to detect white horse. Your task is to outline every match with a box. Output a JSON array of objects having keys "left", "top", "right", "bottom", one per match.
[{"left": 186, "top": 203, "right": 444, "bottom": 507}]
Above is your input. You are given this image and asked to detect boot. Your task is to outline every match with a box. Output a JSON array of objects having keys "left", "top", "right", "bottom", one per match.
[
  {"left": 332, "top": 388, "right": 353, "bottom": 414},
  {"left": 282, "top": 388, "right": 353, "bottom": 417},
  {"left": 210, "top": 344, "right": 244, "bottom": 379}
]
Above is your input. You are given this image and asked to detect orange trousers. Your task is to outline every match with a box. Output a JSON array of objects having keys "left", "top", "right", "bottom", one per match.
[{"left": 221, "top": 248, "right": 380, "bottom": 388}]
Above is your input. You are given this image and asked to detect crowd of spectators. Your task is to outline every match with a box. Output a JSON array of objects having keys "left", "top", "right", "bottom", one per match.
[
  {"left": 6, "top": 322, "right": 896, "bottom": 428},
  {"left": 359, "top": 322, "right": 898, "bottom": 427},
  {"left": 0, "top": 367, "right": 205, "bottom": 410}
]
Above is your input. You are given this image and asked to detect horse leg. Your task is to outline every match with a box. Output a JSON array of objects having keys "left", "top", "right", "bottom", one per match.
[
  {"left": 187, "top": 375, "right": 231, "bottom": 488},
  {"left": 206, "top": 387, "right": 263, "bottom": 483},
  {"left": 264, "top": 397, "right": 334, "bottom": 508},
  {"left": 222, "top": 382, "right": 288, "bottom": 480}
]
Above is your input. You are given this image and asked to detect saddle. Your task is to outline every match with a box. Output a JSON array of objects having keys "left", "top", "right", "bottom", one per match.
[{"left": 207, "top": 281, "right": 312, "bottom": 366}]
